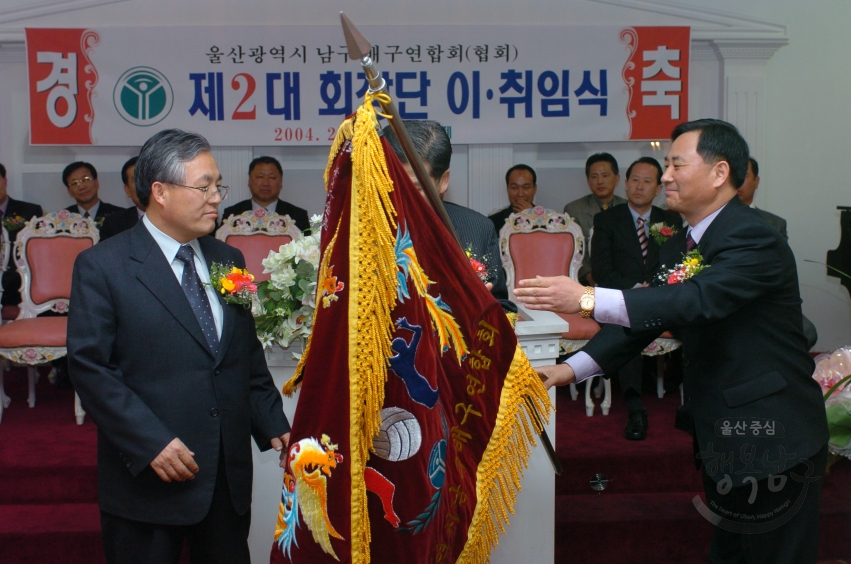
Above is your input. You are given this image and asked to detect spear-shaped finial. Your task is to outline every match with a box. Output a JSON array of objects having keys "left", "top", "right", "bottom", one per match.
[{"left": 339, "top": 12, "right": 460, "bottom": 245}]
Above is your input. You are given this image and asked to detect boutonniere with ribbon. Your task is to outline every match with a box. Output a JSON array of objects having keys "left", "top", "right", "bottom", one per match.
[
  {"left": 208, "top": 262, "right": 257, "bottom": 307},
  {"left": 649, "top": 222, "right": 679, "bottom": 245},
  {"left": 2, "top": 214, "right": 26, "bottom": 232},
  {"left": 657, "top": 250, "right": 709, "bottom": 285}
]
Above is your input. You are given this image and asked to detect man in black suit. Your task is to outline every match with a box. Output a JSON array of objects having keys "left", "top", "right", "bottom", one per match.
[
  {"left": 382, "top": 120, "right": 508, "bottom": 301},
  {"left": 737, "top": 157, "right": 788, "bottom": 240},
  {"left": 68, "top": 130, "right": 290, "bottom": 564},
  {"left": 591, "top": 157, "right": 682, "bottom": 440},
  {"left": 0, "top": 163, "right": 43, "bottom": 307},
  {"left": 63, "top": 161, "right": 122, "bottom": 228},
  {"left": 488, "top": 164, "right": 537, "bottom": 234},
  {"left": 100, "top": 156, "right": 145, "bottom": 241},
  {"left": 516, "top": 119, "right": 829, "bottom": 564},
  {"left": 220, "top": 156, "right": 310, "bottom": 232}
]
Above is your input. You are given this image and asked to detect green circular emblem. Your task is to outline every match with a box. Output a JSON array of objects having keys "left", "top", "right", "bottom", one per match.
[{"left": 113, "top": 67, "right": 173, "bottom": 126}]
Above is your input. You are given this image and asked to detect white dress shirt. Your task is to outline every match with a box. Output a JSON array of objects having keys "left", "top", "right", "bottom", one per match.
[
  {"left": 251, "top": 199, "right": 277, "bottom": 216},
  {"left": 142, "top": 215, "right": 223, "bottom": 338},
  {"left": 566, "top": 203, "right": 729, "bottom": 383}
]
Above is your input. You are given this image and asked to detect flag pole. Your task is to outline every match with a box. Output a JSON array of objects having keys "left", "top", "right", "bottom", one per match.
[{"left": 340, "top": 12, "right": 461, "bottom": 247}]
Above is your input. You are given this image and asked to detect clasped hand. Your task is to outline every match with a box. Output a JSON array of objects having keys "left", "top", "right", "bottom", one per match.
[{"left": 513, "top": 275, "right": 585, "bottom": 314}]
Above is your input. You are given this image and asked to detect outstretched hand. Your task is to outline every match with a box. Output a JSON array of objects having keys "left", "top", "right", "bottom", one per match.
[
  {"left": 536, "top": 364, "right": 576, "bottom": 390},
  {"left": 514, "top": 275, "right": 585, "bottom": 314},
  {"left": 271, "top": 432, "right": 291, "bottom": 468}
]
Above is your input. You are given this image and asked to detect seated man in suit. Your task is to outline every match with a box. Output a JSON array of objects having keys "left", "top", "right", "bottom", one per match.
[
  {"left": 488, "top": 164, "right": 537, "bottom": 233},
  {"left": 737, "top": 157, "right": 787, "bottom": 240},
  {"left": 100, "top": 156, "right": 145, "bottom": 241},
  {"left": 591, "top": 157, "right": 682, "bottom": 440},
  {"left": 68, "top": 129, "right": 290, "bottom": 564},
  {"left": 564, "top": 153, "right": 627, "bottom": 285},
  {"left": 517, "top": 119, "right": 828, "bottom": 564},
  {"left": 220, "top": 156, "right": 310, "bottom": 232},
  {"left": 63, "top": 161, "right": 122, "bottom": 228},
  {"left": 0, "top": 163, "right": 43, "bottom": 308},
  {"left": 383, "top": 120, "right": 508, "bottom": 301}
]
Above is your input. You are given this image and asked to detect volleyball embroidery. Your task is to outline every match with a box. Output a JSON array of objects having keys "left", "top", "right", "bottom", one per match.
[{"left": 373, "top": 406, "right": 422, "bottom": 462}]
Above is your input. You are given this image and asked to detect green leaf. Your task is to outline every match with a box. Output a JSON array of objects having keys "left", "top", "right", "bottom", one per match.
[{"left": 826, "top": 403, "right": 851, "bottom": 448}]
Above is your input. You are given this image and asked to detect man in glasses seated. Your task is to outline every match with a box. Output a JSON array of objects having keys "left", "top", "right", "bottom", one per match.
[{"left": 63, "top": 161, "right": 122, "bottom": 228}]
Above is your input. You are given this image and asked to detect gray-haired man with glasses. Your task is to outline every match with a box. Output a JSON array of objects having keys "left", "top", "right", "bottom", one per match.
[
  {"left": 63, "top": 161, "right": 122, "bottom": 226},
  {"left": 68, "top": 129, "right": 289, "bottom": 564}
]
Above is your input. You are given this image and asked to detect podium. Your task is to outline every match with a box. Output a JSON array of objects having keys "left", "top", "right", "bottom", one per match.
[{"left": 248, "top": 305, "right": 567, "bottom": 564}]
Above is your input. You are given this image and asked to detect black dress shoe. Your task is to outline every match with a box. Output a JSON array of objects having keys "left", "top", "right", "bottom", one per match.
[{"left": 624, "top": 409, "right": 648, "bottom": 441}]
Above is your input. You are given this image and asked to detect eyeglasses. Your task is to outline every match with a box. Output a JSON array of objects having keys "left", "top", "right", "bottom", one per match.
[
  {"left": 68, "top": 176, "right": 94, "bottom": 188},
  {"left": 165, "top": 182, "right": 230, "bottom": 202}
]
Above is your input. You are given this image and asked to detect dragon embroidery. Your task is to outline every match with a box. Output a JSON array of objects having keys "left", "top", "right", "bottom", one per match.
[{"left": 275, "top": 434, "right": 345, "bottom": 561}]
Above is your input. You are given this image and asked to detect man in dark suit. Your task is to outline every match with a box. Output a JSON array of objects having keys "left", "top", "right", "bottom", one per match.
[
  {"left": 0, "top": 163, "right": 43, "bottom": 307},
  {"left": 564, "top": 153, "right": 628, "bottom": 285},
  {"left": 383, "top": 120, "right": 508, "bottom": 301},
  {"left": 516, "top": 119, "right": 829, "bottom": 564},
  {"left": 68, "top": 130, "right": 290, "bottom": 564},
  {"left": 591, "top": 157, "right": 682, "bottom": 439},
  {"left": 488, "top": 164, "right": 537, "bottom": 234},
  {"left": 737, "top": 157, "right": 787, "bottom": 239},
  {"left": 63, "top": 161, "right": 122, "bottom": 228},
  {"left": 220, "top": 156, "right": 310, "bottom": 232},
  {"left": 100, "top": 156, "right": 145, "bottom": 241}
]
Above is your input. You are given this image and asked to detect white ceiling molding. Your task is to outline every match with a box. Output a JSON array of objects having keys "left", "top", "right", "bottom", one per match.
[
  {"left": 588, "top": 0, "right": 786, "bottom": 39},
  {"left": 0, "top": 0, "right": 129, "bottom": 25}
]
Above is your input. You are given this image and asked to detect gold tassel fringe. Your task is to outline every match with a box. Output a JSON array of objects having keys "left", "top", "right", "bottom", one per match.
[
  {"left": 324, "top": 117, "right": 355, "bottom": 189},
  {"left": 456, "top": 345, "right": 552, "bottom": 564},
  {"left": 347, "top": 91, "right": 398, "bottom": 564}
]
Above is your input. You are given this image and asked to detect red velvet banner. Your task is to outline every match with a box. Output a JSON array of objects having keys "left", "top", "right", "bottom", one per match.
[{"left": 271, "top": 109, "right": 545, "bottom": 564}]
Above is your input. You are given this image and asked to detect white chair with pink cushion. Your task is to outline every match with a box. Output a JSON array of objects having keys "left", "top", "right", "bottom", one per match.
[
  {"left": 500, "top": 206, "right": 611, "bottom": 416},
  {"left": 0, "top": 212, "right": 97, "bottom": 424},
  {"left": 216, "top": 209, "right": 301, "bottom": 282}
]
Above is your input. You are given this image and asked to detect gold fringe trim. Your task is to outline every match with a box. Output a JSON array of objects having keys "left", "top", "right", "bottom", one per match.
[
  {"left": 324, "top": 117, "right": 355, "bottom": 189},
  {"left": 282, "top": 216, "right": 344, "bottom": 397},
  {"left": 505, "top": 311, "right": 518, "bottom": 329},
  {"left": 348, "top": 91, "right": 398, "bottom": 564},
  {"left": 456, "top": 345, "right": 552, "bottom": 564}
]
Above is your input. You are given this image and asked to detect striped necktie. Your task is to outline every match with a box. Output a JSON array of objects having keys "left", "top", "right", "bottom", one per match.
[
  {"left": 686, "top": 232, "right": 696, "bottom": 252},
  {"left": 175, "top": 245, "right": 220, "bottom": 355},
  {"left": 637, "top": 216, "right": 648, "bottom": 264}
]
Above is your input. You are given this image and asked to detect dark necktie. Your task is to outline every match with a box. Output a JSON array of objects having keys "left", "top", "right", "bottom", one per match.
[
  {"left": 686, "top": 232, "right": 696, "bottom": 252},
  {"left": 175, "top": 245, "right": 219, "bottom": 355},
  {"left": 636, "top": 216, "right": 648, "bottom": 264},
  {"left": 83, "top": 211, "right": 90, "bottom": 219}
]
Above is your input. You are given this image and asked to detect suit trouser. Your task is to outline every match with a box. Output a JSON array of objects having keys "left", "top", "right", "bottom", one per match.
[
  {"left": 617, "top": 354, "right": 643, "bottom": 398},
  {"left": 100, "top": 442, "right": 251, "bottom": 564},
  {"left": 703, "top": 443, "right": 828, "bottom": 564}
]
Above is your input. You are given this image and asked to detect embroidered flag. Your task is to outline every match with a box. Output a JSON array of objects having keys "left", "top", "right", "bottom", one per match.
[{"left": 271, "top": 93, "right": 551, "bottom": 564}]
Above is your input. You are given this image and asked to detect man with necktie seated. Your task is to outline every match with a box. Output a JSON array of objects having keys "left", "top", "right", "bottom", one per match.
[
  {"left": 591, "top": 157, "right": 682, "bottom": 440},
  {"left": 220, "top": 156, "right": 310, "bottom": 232},
  {"left": 563, "top": 153, "right": 627, "bottom": 285},
  {"left": 516, "top": 119, "right": 829, "bottom": 564},
  {"left": 68, "top": 129, "right": 290, "bottom": 564},
  {"left": 0, "top": 163, "right": 43, "bottom": 309},
  {"left": 63, "top": 161, "right": 122, "bottom": 227},
  {"left": 100, "top": 156, "right": 145, "bottom": 240}
]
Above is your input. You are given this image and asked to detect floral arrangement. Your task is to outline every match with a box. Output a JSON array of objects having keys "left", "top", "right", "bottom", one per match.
[
  {"left": 657, "top": 250, "right": 709, "bottom": 285},
  {"left": 253, "top": 215, "right": 323, "bottom": 349},
  {"left": 2, "top": 214, "right": 26, "bottom": 232},
  {"left": 208, "top": 263, "right": 257, "bottom": 306},
  {"left": 464, "top": 247, "right": 489, "bottom": 283},
  {"left": 811, "top": 348, "right": 851, "bottom": 462},
  {"left": 649, "top": 222, "right": 679, "bottom": 245}
]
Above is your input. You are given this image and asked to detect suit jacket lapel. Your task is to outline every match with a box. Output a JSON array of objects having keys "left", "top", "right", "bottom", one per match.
[
  {"left": 698, "top": 197, "right": 744, "bottom": 258},
  {"left": 616, "top": 205, "right": 646, "bottom": 267},
  {"left": 131, "top": 222, "right": 216, "bottom": 358},
  {"left": 199, "top": 236, "right": 235, "bottom": 364}
]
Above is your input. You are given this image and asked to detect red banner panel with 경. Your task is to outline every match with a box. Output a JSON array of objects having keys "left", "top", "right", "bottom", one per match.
[{"left": 26, "top": 28, "right": 99, "bottom": 145}]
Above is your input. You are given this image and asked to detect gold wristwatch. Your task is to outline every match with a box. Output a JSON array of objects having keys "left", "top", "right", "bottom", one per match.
[{"left": 579, "top": 286, "right": 595, "bottom": 319}]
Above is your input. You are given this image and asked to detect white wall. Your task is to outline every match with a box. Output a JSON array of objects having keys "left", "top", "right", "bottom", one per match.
[{"left": 0, "top": 0, "right": 849, "bottom": 350}]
